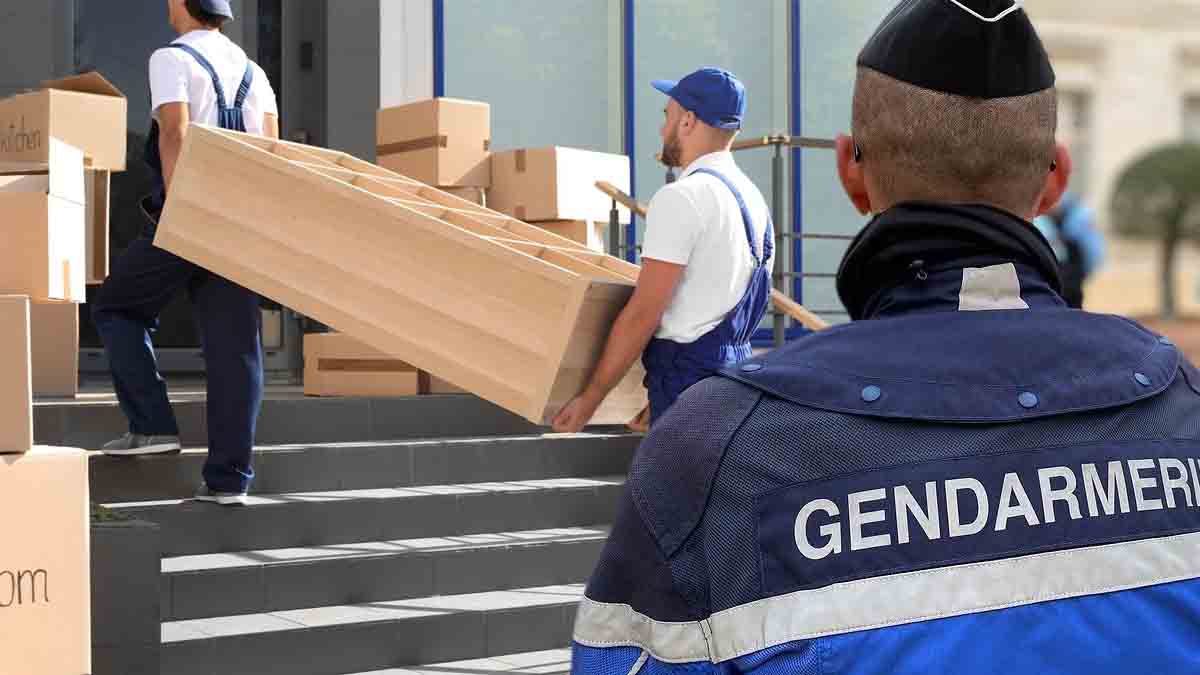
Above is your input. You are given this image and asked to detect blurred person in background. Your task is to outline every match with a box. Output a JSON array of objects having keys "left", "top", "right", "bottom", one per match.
[{"left": 1035, "top": 190, "right": 1105, "bottom": 308}]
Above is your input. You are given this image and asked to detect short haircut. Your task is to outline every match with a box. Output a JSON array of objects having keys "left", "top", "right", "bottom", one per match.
[
  {"left": 184, "top": 0, "right": 229, "bottom": 29},
  {"left": 852, "top": 67, "right": 1058, "bottom": 214}
]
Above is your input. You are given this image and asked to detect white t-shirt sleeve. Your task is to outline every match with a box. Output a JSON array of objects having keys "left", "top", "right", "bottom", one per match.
[
  {"left": 149, "top": 48, "right": 191, "bottom": 112},
  {"left": 248, "top": 63, "right": 279, "bottom": 118},
  {"left": 641, "top": 186, "right": 705, "bottom": 266}
]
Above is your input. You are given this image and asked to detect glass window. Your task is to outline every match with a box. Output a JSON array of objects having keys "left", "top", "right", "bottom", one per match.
[
  {"left": 444, "top": 0, "right": 623, "bottom": 153},
  {"left": 633, "top": 0, "right": 790, "bottom": 246},
  {"left": 798, "top": 1, "right": 895, "bottom": 322}
]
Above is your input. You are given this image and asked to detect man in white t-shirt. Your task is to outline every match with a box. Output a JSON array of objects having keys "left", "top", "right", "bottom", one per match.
[
  {"left": 91, "top": 0, "right": 279, "bottom": 506},
  {"left": 553, "top": 68, "right": 774, "bottom": 432}
]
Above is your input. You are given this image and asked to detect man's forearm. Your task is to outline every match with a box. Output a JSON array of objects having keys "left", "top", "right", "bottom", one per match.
[
  {"left": 582, "top": 305, "right": 660, "bottom": 403},
  {"left": 160, "top": 131, "right": 185, "bottom": 193}
]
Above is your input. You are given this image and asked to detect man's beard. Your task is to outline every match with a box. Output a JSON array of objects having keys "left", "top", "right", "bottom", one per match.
[{"left": 660, "top": 132, "right": 683, "bottom": 168}]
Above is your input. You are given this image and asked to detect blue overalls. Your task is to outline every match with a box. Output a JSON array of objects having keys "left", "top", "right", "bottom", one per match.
[
  {"left": 92, "top": 43, "right": 263, "bottom": 493},
  {"left": 641, "top": 168, "right": 773, "bottom": 426}
]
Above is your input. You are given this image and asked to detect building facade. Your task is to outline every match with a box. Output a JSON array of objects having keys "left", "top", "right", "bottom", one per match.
[
  {"left": 6, "top": 1, "right": 1195, "bottom": 368},
  {"left": 1027, "top": 0, "right": 1200, "bottom": 317}
]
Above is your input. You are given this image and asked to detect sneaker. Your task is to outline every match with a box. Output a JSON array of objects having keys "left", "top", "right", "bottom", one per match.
[
  {"left": 193, "top": 484, "right": 248, "bottom": 506},
  {"left": 100, "top": 433, "right": 182, "bottom": 457}
]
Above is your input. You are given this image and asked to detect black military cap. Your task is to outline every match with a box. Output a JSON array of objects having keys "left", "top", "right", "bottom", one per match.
[{"left": 858, "top": 0, "right": 1054, "bottom": 99}]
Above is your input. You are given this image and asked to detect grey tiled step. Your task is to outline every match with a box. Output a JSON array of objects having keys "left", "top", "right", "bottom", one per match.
[
  {"left": 348, "top": 648, "right": 571, "bottom": 675},
  {"left": 91, "top": 433, "right": 639, "bottom": 502},
  {"left": 163, "top": 527, "right": 608, "bottom": 621},
  {"left": 36, "top": 393, "right": 565, "bottom": 449},
  {"left": 161, "top": 585, "right": 583, "bottom": 675},
  {"left": 107, "top": 477, "right": 625, "bottom": 557}
]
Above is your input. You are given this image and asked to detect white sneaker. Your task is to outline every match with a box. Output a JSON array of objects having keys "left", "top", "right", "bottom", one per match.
[
  {"left": 100, "top": 433, "right": 182, "bottom": 457},
  {"left": 193, "top": 484, "right": 248, "bottom": 506}
]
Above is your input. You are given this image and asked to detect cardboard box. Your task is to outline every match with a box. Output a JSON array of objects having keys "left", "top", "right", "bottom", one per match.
[
  {"left": 0, "top": 71, "right": 127, "bottom": 171},
  {"left": 0, "top": 138, "right": 87, "bottom": 302},
  {"left": 536, "top": 220, "right": 608, "bottom": 253},
  {"left": 0, "top": 446, "right": 91, "bottom": 675},
  {"left": 85, "top": 169, "right": 111, "bottom": 284},
  {"left": 0, "top": 296, "right": 32, "bottom": 454},
  {"left": 30, "top": 301, "right": 78, "bottom": 398},
  {"left": 157, "top": 126, "right": 648, "bottom": 425},
  {"left": 377, "top": 98, "right": 491, "bottom": 187},
  {"left": 489, "top": 147, "right": 631, "bottom": 223},
  {"left": 305, "top": 332, "right": 419, "bottom": 398}
]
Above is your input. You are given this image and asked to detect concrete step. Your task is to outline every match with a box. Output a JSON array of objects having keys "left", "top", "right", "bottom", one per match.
[
  {"left": 106, "top": 477, "right": 625, "bottom": 557},
  {"left": 161, "top": 585, "right": 583, "bottom": 675},
  {"left": 91, "top": 433, "right": 639, "bottom": 502},
  {"left": 347, "top": 648, "right": 571, "bottom": 675},
  {"left": 163, "top": 527, "right": 608, "bottom": 621},
  {"left": 36, "top": 393, "right": 571, "bottom": 450}
]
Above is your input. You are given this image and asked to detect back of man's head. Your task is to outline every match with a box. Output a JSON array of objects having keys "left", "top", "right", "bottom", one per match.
[
  {"left": 848, "top": 0, "right": 1060, "bottom": 217},
  {"left": 853, "top": 67, "right": 1057, "bottom": 215}
]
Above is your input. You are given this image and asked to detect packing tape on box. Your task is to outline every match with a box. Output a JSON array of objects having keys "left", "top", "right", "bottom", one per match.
[
  {"left": 515, "top": 149, "right": 527, "bottom": 173},
  {"left": 377, "top": 135, "right": 449, "bottom": 156}
]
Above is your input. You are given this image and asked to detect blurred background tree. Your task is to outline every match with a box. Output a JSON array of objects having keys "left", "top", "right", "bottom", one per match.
[{"left": 1111, "top": 143, "right": 1200, "bottom": 319}]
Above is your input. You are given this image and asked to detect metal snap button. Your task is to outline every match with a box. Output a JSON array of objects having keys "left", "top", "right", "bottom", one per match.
[
  {"left": 1018, "top": 392, "right": 1039, "bottom": 409},
  {"left": 861, "top": 386, "right": 882, "bottom": 403},
  {"left": 1134, "top": 373, "right": 1152, "bottom": 387}
]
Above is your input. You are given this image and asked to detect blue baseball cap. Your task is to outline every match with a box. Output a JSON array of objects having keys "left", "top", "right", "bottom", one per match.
[
  {"left": 197, "top": 0, "right": 235, "bottom": 19},
  {"left": 652, "top": 68, "right": 746, "bottom": 130}
]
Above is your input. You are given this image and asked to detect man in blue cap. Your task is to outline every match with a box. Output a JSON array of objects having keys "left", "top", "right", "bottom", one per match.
[
  {"left": 552, "top": 67, "right": 773, "bottom": 432},
  {"left": 572, "top": 1, "right": 1200, "bottom": 673},
  {"left": 91, "top": 0, "right": 279, "bottom": 506}
]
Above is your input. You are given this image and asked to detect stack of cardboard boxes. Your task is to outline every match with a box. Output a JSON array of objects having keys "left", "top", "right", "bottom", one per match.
[
  {"left": 489, "top": 145, "right": 631, "bottom": 253},
  {"left": 0, "top": 72, "right": 124, "bottom": 674},
  {"left": 376, "top": 97, "right": 631, "bottom": 253},
  {"left": 0, "top": 72, "right": 126, "bottom": 399},
  {"left": 0, "top": 297, "right": 92, "bottom": 675}
]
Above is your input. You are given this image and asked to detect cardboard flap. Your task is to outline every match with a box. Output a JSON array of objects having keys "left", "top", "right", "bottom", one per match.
[
  {"left": 41, "top": 71, "right": 125, "bottom": 99},
  {"left": 48, "top": 138, "right": 86, "bottom": 203}
]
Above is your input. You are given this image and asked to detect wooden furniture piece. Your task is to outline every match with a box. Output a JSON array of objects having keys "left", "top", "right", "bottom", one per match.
[{"left": 156, "top": 125, "right": 647, "bottom": 426}]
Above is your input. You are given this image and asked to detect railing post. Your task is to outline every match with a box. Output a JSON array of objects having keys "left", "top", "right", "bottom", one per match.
[{"left": 772, "top": 141, "right": 787, "bottom": 348}]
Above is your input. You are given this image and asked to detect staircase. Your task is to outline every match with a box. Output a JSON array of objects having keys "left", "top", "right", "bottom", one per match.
[{"left": 38, "top": 388, "right": 637, "bottom": 675}]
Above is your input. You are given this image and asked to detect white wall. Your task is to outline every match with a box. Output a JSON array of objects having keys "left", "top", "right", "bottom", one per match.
[{"left": 380, "top": 0, "right": 434, "bottom": 108}]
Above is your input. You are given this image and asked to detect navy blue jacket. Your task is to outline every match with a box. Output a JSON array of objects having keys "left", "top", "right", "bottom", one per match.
[{"left": 572, "top": 210, "right": 1200, "bottom": 673}]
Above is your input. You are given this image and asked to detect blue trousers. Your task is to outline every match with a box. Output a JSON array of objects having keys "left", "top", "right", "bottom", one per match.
[{"left": 92, "top": 235, "right": 263, "bottom": 493}]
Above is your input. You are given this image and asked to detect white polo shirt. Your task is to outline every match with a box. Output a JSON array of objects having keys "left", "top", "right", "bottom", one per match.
[
  {"left": 642, "top": 151, "right": 774, "bottom": 344},
  {"left": 149, "top": 29, "right": 278, "bottom": 135}
]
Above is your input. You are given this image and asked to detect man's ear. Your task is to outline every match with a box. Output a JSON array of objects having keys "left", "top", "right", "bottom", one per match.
[
  {"left": 1034, "top": 143, "right": 1073, "bottom": 217},
  {"left": 836, "top": 134, "right": 872, "bottom": 215},
  {"left": 677, "top": 109, "right": 697, "bottom": 138}
]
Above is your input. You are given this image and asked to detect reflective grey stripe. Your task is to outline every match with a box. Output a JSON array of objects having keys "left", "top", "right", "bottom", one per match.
[
  {"left": 577, "top": 531, "right": 1200, "bottom": 664},
  {"left": 572, "top": 599, "right": 713, "bottom": 663},
  {"left": 959, "top": 262, "right": 1029, "bottom": 311}
]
